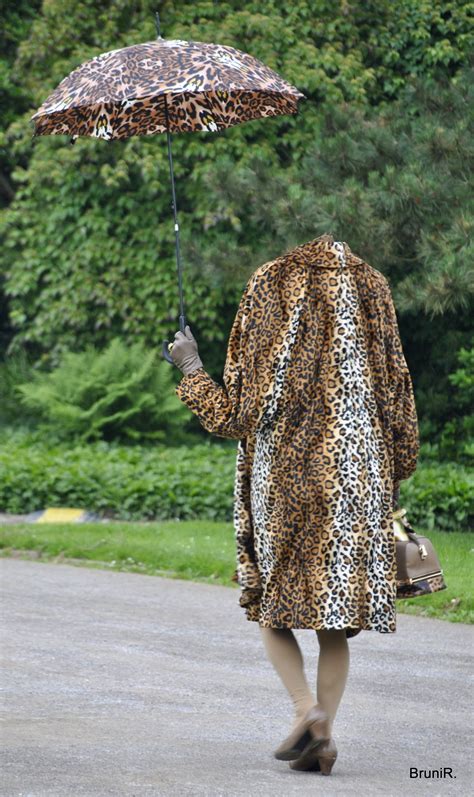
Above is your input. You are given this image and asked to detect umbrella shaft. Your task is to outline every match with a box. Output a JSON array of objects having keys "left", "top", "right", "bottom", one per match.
[{"left": 164, "top": 94, "right": 186, "bottom": 331}]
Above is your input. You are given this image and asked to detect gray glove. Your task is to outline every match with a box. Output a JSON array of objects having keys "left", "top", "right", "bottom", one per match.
[{"left": 169, "top": 324, "right": 203, "bottom": 376}]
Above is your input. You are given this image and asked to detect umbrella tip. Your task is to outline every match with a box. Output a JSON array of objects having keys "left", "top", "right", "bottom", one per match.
[{"left": 155, "top": 11, "right": 162, "bottom": 39}]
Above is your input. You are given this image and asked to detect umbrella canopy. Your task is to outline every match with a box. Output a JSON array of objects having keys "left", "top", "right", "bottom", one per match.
[{"left": 31, "top": 38, "right": 305, "bottom": 141}]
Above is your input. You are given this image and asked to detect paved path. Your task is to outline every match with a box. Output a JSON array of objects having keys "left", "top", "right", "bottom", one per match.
[{"left": 1, "top": 558, "right": 473, "bottom": 796}]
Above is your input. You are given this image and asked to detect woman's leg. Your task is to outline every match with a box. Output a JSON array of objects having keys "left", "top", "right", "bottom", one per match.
[
  {"left": 259, "top": 625, "right": 316, "bottom": 727},
  {"left": 315, "top": 629, "right": 350, "bottom": 735}
]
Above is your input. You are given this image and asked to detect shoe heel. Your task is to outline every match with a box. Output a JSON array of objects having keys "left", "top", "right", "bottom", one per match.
[
  {"left": 318, "top": 753, "right": 337, "bottom": 775},
  {"left": 275, "top": 704, "right": 330, "bottom": 762}
]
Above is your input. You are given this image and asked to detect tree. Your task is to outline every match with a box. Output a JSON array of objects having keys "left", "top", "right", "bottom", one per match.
[
  {"left": 2, "top": 0, "right": 472, "bottom": 366},
  {"left": 1, "top": 0, "right": 472, "bottom": 451}
]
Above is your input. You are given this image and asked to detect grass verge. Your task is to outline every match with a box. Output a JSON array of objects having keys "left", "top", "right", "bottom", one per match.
[{"left": 1, "top": 522, "right": 472, "bottom": 624}]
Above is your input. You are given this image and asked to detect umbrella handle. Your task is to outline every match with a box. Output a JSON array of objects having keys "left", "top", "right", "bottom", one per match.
[
  {"left": 162, "top": 313, "right": 187, "bottom": 364},
  {"left": 162, "top": 340, "right": 174, "bottom": 364}
]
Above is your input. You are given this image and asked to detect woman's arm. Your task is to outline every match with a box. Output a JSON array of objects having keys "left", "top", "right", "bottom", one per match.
[{"left": 174, "top": 279, "right": 256, "bottom": 439}]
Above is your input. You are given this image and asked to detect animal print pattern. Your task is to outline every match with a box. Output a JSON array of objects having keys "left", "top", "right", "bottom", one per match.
[
  {"left": 31, "top": 39, "right": 304, "bottom": 140},
  {"left": 175, "top": 234, "right": 420, "bottom": 634},
  {"left": 250, "top": 285, "right": 306, "bottom": 587},
  {"left": 397, "top": 573, "right": 447, "bottom": 598}
]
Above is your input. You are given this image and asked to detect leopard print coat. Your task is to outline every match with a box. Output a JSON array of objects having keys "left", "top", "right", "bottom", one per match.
[{"left": 175, "top": 233, "right": 420, "bottom": 634}]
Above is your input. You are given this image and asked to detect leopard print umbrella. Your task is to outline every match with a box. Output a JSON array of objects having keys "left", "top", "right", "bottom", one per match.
[
  {"left": 30, "top": 28, "right": 306, "bottom": 362},
  {"left": 30, "top": 38, "right": 305, "bottom": 140}
]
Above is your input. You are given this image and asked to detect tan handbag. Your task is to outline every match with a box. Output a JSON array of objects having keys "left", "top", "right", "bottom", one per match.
[{"left": 393, "top": 507, "right": 447, "bottom": 599}]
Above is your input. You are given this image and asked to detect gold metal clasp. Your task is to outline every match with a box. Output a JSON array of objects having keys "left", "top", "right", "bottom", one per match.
[{"left": 418, "top": 544, "right": 428, "bottom": 560}]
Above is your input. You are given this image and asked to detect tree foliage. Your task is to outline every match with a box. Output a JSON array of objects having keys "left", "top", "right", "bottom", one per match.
[
  {"left": 193, "top": 66, "right": 474, "bottom": 308},
  {"left": 1, "top": 0, "right": 473, "bottom": 451}
]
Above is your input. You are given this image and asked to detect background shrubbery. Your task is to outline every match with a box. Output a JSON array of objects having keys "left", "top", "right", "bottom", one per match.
[
  {"left": 0, "top": 1, "right": 472, "bottom": 521},
  {"left": 15, "top": 337, "right": 190, "bottom": 443},
  {"left": 0, "top": 432, "right": 235, "bottom": 521}
]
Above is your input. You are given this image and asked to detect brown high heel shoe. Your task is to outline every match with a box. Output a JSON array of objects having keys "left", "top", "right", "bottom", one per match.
[
  {"left": 289, "top": 736, "right": 338, "bottom": 774},
  {"left": 273, "top": 704, "right": 330, "bottom": 761}
]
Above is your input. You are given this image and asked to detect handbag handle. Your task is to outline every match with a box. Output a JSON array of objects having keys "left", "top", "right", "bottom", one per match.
[{"left": 394, "top": 508, "right": 429, "bottom": 560}]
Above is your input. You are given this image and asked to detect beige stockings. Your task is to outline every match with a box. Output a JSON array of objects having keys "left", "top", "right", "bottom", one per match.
[{"left": 259, "top": 626, "right": 350, "bottom": 736}]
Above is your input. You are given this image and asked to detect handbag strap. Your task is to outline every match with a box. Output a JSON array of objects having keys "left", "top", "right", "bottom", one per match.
[{"left": 394, "top": 507, "right": 429, "bottom": 559}]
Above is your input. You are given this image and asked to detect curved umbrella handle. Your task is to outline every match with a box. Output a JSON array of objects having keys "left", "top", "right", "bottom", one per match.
[
  {"left": 162, "top": 314, "right": 187, "bottom": 365},
  {"left": 162, "top": 339, "right": 174, "bottom": 363}
]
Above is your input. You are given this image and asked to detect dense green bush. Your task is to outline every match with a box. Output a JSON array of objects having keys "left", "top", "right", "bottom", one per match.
[
  {"left": 0, "top": 432, "right": 236, "bottom": 521},
  {"left": 401, "top": 462, "right": 473, "bottom": 532},
  {"left": 0, "top": 433, "right": 472, "bottom": 530},
  {"left": 15, "top": 338, "right": 190, "bottom": 443}
]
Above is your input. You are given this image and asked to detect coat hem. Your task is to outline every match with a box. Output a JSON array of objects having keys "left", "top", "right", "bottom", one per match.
[
  {"left": 238, "top": 588, "right": 396, "bottom": 634},
  {"left": 248, "top": 616, "right": 396, "bottom": 634},
  {"left": 237, "top": 587, "right": 396, "bottom": 634}
]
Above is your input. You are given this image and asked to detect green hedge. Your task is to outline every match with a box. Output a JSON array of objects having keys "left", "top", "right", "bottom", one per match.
[
  {"left": 0, "top": 433, "right": 236, "bottom": 522},
  {"left": 399, "top": 463, "right": 473, "bottom": 533},
  {"left": 0, "top": 433, "right": 472, "bottom": 530}
]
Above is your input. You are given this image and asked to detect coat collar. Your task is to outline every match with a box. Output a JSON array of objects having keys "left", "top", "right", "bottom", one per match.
[{"left": 288, "top": 233, "right": 364, "bottom": 268}]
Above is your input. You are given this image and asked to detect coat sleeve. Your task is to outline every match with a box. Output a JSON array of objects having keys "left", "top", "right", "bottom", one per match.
[
  {"left": 383, "top": 283, "right": 420, "bottom": 484},
  {"left": 174, "top": 277, "right": 256, "bottom": 439}
]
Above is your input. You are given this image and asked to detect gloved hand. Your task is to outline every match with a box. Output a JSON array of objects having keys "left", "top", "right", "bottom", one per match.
[
  {"left": 392, "top": 481, "right": 401, "bottom": 510},
  {"left": 168, "top": 324, "right": 203, "bottom": 376}
]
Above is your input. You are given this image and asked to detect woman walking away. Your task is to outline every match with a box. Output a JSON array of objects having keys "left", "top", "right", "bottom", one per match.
[{"left": 169, "top": 232, "right": 420, "bottom": 775}]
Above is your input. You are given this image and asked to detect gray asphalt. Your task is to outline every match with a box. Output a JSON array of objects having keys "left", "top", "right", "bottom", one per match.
[{"left": 1, "top": 558, "right": 473, "bottom": 797}]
